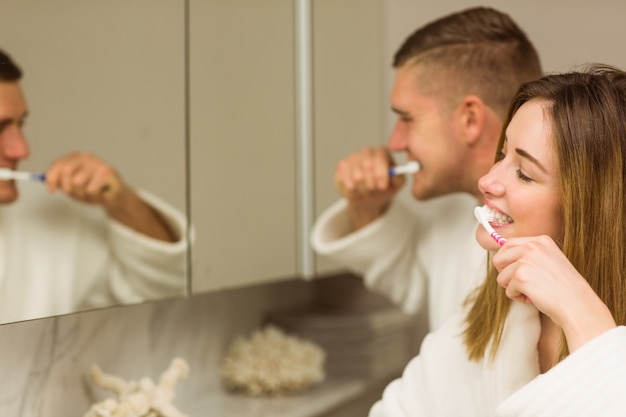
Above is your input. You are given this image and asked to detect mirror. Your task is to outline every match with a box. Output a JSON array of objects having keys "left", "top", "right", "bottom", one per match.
[
  {"left": 188, "top": 0, "right": 626, "bottom": 296},
  {"left": 4, "top": 0, "right": 625, "bottom": 325},
  {"left": 0, "top": 0, "right": 189, "bottom": 324}
]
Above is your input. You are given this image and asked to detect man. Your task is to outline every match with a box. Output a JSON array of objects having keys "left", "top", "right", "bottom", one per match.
[
  {"left": 0, "top": 48, "right": 189, "bottom": 323},
  {"left": 312, "top": 7, "right": 543, "bottom": 330}
]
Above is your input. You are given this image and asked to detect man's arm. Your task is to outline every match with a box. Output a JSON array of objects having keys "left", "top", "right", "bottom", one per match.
[{"left": 45, "top": 151, "right": 178, "bottom": 242}]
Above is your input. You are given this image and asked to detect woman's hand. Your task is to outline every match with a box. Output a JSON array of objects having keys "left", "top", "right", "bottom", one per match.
[{"left": 492, "top": 235, "right": 616, "bottom": 351}]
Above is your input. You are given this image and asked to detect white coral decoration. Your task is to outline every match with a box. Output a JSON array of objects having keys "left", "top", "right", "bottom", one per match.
[
  {"left": 83, "top": 357, "right": 190, "bottom": 417},
  {"left": 221, "top": 325, "right": 326, "bottom": 396}
]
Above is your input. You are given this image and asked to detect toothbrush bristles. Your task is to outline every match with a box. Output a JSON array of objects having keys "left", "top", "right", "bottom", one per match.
[{"left": 474, "top": 205, "right": 506, "bottom": 246}]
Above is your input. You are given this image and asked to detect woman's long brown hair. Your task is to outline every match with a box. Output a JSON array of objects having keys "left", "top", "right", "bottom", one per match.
[{"left": 464, "top": 65, "right": 626, "bottom": 365}]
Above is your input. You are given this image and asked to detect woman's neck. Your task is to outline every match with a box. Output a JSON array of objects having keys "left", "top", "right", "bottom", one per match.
[{"left": 538, "top": 313, "right": 561, "bottom": 373}]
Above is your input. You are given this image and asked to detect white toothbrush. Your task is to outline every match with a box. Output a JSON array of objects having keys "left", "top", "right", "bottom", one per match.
[
  {"left": 0, "top": 168, "right": 45, "bottom": 182},
  {"left": 389, "top": 161, "right": 421, "bottom": 176},
  {"left": 474, "top": 205, "right": 506, "bottom": 246}
]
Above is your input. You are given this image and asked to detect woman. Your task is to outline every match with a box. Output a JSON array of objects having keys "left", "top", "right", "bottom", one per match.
[{"left": 370, "top": 65, "right": 626, "bottom": 417}]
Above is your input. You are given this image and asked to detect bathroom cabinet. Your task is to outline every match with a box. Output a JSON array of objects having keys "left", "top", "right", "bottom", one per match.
[{"left": 190, "top": 0, "right": 386, "bottom": 293}]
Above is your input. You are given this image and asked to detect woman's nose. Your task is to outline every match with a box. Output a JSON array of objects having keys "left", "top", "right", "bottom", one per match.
[{"left": 478, "top": 163, "right": 505, "bottom": 197}]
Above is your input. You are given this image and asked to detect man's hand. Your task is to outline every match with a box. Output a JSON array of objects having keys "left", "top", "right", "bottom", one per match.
[
  {"left": 334, "top": 146, "right": 405, "bottom": 230},
  {"left": 45, "top": 151, "right": 125, "bottom": 207},
  {"left": 45, "top": 151, "right": 177, "bottom": 242}
]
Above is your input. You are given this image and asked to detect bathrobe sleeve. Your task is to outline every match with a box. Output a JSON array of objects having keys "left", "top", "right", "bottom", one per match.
[
  {"left": 369, "top": 303, "right": 541, "bottom": 417},
  {"left": 81, "top": 189, "right": 189, "bottom": 307},
  {"left": 311, "top": 192, "right": 486, "bottom": 327},
  {"left": 312, "top": 197, "right": 427, "bottom": 314},
  {"left": 0, "top": 185, "right": 189, "bottom": 322},
  {"left": 497, "top": 326, "right": 626, "bottom": 417}
]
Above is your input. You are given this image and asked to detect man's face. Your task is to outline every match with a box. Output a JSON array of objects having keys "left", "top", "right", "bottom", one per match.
[
  {"left": 388, "top": 64, "right": 469, "bottom": 200},
  {"left": 0, "top": 81, "right": 30, "bottom": 203}
]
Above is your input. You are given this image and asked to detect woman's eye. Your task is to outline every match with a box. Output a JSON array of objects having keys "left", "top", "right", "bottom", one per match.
[
  {"left": 516, "top": 169, "right": 533, "bottom": 183},
  {"left": 495, "top": 150, "right": 505, "bottom": 161}
]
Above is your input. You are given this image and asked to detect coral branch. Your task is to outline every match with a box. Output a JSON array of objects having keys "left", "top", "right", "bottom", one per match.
[{"left": 83, "top": 358, "right": 190, "bottom": 417}]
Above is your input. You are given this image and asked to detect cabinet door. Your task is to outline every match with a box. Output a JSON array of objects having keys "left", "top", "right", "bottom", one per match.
[
  {"left": 313, "top": 0, "right": 385, "bottom": 275},
  {"left": 190, "top": 0, "right": 297, "bottom": 293}
]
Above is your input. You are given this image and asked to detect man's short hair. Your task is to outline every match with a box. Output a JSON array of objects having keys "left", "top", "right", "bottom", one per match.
[
  {"left": 393, "top": 7, "right": 542, "bottom": 116},
  {"left": 0, "top": 49, "right": 22, "bottom": 82}
]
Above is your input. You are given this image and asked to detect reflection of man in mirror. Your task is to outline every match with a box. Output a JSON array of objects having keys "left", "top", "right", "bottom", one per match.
[{"left": 0, "top": 48, "right": 189, "bottom": 323}]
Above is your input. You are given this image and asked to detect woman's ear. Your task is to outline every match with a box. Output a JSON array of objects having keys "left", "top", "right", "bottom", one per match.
[{"left": 457, "top": 95, "right": 486, "bottom": 145}]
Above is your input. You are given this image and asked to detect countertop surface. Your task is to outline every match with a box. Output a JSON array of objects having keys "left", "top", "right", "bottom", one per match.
[{"left": 184, "top": 375, "right": 392, "bottom": 417}]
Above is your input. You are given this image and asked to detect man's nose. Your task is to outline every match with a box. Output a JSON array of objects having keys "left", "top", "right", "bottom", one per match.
[
  {"left": 388, "top": 123, "right": 408, "bottom": 151},
  {"left": 1, "top": 126, "right": 30, "bottom": 160}
]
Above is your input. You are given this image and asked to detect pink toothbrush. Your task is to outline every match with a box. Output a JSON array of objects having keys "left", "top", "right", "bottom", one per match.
[
  {"left": 474, "top": 205, "right": 506, "bottom": 246},
  {"left": 474, "top": 206, "right": 534, "bottom": 302}
]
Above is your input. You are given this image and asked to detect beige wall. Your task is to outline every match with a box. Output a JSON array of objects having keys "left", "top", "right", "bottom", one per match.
[{"left": 382, "top": 0, "right": 626, "bottom": 133}]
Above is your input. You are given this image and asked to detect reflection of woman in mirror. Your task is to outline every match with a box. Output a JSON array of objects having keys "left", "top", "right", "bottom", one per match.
[
  {"left": 371, "top": 66, "right": 626, "bottom": 416},
  {"left": 0, "top": 48, "right": 189, "bottom": 323}
]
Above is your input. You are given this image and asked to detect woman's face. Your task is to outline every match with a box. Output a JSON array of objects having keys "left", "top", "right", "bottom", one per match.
[{"left": 476, "top": 99, "right": 563, "bottom": 251}]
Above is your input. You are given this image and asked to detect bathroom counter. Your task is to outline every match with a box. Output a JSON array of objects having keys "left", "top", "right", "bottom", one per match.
[
  {"left": 185, "top": 374, "right": 396, "bottom": 417},
  {"left": 183, "top": 277, "right": 415, "bottom": 417}
]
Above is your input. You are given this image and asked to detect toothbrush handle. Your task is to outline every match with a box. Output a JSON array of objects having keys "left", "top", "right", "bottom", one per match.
[
  {"left": 388, "top": 166, "right": 410, "bottom": 176},
  {"left": 491, "top": 231, "right": 506, "bottom": 246},
  {"left": 389, "top": 161, "right": 420, "bottom": 176}
]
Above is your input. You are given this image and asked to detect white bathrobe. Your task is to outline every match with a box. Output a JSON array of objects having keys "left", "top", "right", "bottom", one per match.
[
  {"left": 312, "top": 192, "right": 486, "bottom": 328},
  {"left": 370, "top": 302, "right": 626, "bottom": 416},
  {"left": 0, "top": 182, "right": 189, "bottom": 323}
]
